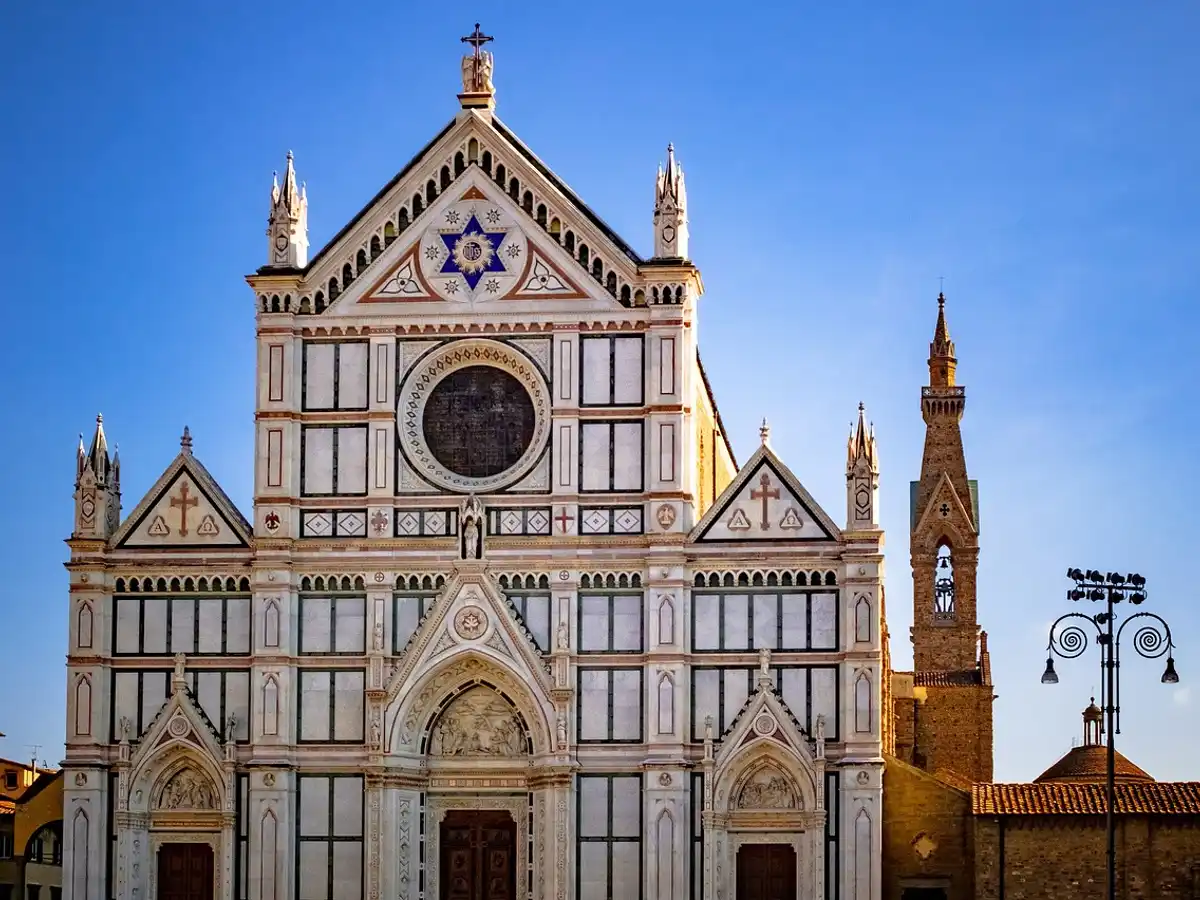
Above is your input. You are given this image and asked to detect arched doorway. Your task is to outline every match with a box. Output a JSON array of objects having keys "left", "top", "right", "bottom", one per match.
[{"left": 421, "top": 681, "right": 534, "bottom": 900}]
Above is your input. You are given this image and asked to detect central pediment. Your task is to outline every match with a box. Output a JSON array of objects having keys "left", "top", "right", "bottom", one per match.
[
  {"left": 330, "top": 169, "right": 615, "bottom": 316},
  {"left": 256, "top": 110, "right": 662, "bottom": 316}
]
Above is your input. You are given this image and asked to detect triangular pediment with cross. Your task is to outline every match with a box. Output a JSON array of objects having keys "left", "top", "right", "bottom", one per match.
[
  {"left": 112, "top": 438, "right": 251, "bottom": 550},
  {"left": 912, "top": 471, "right": 978, "bottom": 544},
  {"left": 383, "top": 569, "right": 555, "bottom": 721},
  {"left": 691, "top": 444, "right": 841, "bottom": 543},
  {"left": 332, "top": 166, "right": 621, "bottom": 316}
]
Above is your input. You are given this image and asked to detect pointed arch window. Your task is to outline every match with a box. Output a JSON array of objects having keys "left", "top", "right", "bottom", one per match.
[{"left": 934, "top": 543, "right": 956, "bottom": 621}]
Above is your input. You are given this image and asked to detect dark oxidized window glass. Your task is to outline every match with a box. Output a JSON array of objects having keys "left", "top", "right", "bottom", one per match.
[{"left": 423, "top": 366, "right": 535, "bottom": 478}]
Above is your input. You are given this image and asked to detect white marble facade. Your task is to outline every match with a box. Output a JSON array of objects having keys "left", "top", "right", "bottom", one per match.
[{"left": 61, "top": 45, "right": 884, "bottom": 900}]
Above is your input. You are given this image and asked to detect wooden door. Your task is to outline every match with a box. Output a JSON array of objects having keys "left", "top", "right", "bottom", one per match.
[
  {"left": 440, "top": 810, "right": 516, "bottom": 900},
  {"left": 157, "top": 843, "right": 214, "bottom": 900},
  {"left": 736, "top": 843, "right": 796, "bottom": 900}
]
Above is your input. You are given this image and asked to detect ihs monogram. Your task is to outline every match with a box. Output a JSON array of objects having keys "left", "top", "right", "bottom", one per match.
[{"left": 438, "top": 213, "right": 509, "bottom": 291}]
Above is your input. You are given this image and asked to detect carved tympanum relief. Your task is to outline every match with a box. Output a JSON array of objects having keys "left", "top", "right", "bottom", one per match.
[
  {"left": 735, "top": 764, "right": 799, "bottom": 810},
  {"left": 157, "top": 768, "right": 216, "bottom": 810},
  {"left": 430, "top": 686, "right": 527, "bottom": 757}
]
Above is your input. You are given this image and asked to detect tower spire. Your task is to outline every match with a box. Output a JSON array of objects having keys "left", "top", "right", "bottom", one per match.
[
  {"left": 846, "top": 402, "right": 877, "bottom": 471},
  {"left": 845, "top": 402, "right": 880, "bottom": 530},
  {"left": 73, "top": 413, "right": 121, "bottom": 540},
  {"left": 653, "top": 143, "right": 689, "bottom": 260},
  {"left": 265, "top": 151, "right": 308, "bottom": 268},
  {"left": 86, "top": 414, "right": 111, "bottom": 485},
  {"left": 928, "top": 292, "right": 957, "bottom": 387}
]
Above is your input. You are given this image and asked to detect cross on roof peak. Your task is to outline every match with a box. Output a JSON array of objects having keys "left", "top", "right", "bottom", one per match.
[{"left": 461, "top": 23, "right": 493, "bottom": 56}]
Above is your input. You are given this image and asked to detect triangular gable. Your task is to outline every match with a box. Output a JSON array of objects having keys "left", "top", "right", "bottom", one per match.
[
  {"left": 691, "top": 444, "right": 841, "bottom": 543},
  {"left": 717, "top": 677, "right": 815, "bottom": 758},
  {"left": 113, "top": 449, "right": 251, "bottom": 549},
  {"left": 712, "top": 673, "right": 823, "bottom": 809},
  {"left": 336, "top": 170, "right": 599, "bottom": 314},
  {"left": 129, "top": 667, "right": 225, "bottom": 766},
  {"left": 912, "top": 471, "right": 978, "bottom": 541},
  {"left": 360, "top": 243, "right": 439, "bottom": 302},
  {"left": 257, "top": 111, "right": 646, "bottom": 312},
  {"left": 383, "top": 570, "right": 554, "bottom": 712}
]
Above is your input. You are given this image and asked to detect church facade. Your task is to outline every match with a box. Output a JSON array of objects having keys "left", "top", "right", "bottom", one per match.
[{"left": 60, "top": 31, "right": 888, "bottom": 900}]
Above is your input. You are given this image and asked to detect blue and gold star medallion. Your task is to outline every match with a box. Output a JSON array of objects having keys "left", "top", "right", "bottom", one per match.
[{"left": 438, "top": 213, "right": 508, "bottom": 291}]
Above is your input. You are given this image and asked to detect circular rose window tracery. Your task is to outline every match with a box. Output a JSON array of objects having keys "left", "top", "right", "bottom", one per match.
[
  {"left": 398, "top": 340, "right": 550, "bottom": 493},
  {"left": 422, "top": 366, "right": 536, "bottom": 478}
]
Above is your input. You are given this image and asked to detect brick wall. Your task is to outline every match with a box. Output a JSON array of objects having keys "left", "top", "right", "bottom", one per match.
[
  {"left": 891, "top": 675, "right": 916, "bottom": 765},
  {"left": 883, "top": 756, "right": 975, "bottom": 900},
  {"left": 975, "top": 815, "right": 1200, "bottom": 900},
  {"left": 915, "top": 684, "right": 994, "bottom": 783}
]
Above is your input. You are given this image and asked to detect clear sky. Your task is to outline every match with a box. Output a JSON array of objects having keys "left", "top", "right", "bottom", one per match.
[{"left": 0, "top": 2, "right": 1196, "bottom": 780}]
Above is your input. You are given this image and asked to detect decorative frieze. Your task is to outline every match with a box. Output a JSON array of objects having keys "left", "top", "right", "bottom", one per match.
[
  {"left": 300, "top": 509, "right": 367, "bottom": 537},
  {"left": 579, "top": 505, "right": 643, "bottom": 535},
  {"left": 489, "top": 506, "right": 551, "bottom": 536}
]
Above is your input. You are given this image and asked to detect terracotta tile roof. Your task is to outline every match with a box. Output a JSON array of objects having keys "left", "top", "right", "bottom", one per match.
[
  {"left": 1035, "top": 745, "right": 1154, "bottom": 785},
  {"left": 973, "top": 782, "right": 1200, "bottom": 816},
  {"left": 914, "top": 670, "right": 983, "bottom": 686}
]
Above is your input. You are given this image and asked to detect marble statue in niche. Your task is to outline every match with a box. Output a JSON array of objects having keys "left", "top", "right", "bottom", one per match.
[
  {"left": 460, "top": 494, "right": 484, "bottom": 560},
  {"left": 556, "top": 711, "right": 568, "bottom": 748},
  {"left": 158, "top": 768, "right": 216, "bottom": 810},
  {"left": 430, "top": 686, "right": 527, "bottom": 757},
  {"left": 735, "top": 765, "right": 798, "bottom": 810}
]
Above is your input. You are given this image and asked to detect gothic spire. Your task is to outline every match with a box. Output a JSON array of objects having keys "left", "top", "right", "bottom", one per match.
[
  {"left": 928, "top": 292, "right": 957, "bottom": 388},
  {"left": 75, "top": 433, "right": 86, "bottom": 483},
  {"left": 278, "top": 151, "right": 300, "bottom": 214},
  {"left": 846, "top": 402, "right": 878, "bottom": 473},
  {"left": 653, "top": 144, "right": 689, "bottom": 259},
  {"left": 73, "top": 413, "right": 121, "bottom": 541},
  {"left": 265, "top": 151, "right": 309, "bottom": 268},
  {"left": 86, "top": 413, "right": 112, "bottom": 485}
]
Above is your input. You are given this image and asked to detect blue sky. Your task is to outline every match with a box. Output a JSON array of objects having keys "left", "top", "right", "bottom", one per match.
[{"left": 0, "top": 2, "right": 1196, "bottom": 780}]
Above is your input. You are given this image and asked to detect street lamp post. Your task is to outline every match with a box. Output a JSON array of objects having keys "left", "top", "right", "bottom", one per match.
[{"left": 1041, "top": 568, "right": 1178, "bottom": 900}]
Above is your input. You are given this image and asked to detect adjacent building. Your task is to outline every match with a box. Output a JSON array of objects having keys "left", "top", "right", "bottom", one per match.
[{"left": 0, "top": 768, "right": 63, "bottom": 900}]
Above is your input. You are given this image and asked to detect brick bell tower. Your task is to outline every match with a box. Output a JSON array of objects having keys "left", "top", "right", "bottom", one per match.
[{"left": 907, "top": 293, "right": 994, "bottom": 783}]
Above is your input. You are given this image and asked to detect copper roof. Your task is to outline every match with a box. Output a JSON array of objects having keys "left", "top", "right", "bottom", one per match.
[
  {"left": 973, "top": 783, "right": 1200, "bottom": 816},
  {"left": 1034, "top": 745, "right": 1154, "bottom": 785}
]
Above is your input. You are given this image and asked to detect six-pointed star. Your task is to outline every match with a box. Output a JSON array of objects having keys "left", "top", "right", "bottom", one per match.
[{"left": 439, "top": 214, "right": 508, "bottom": 290}]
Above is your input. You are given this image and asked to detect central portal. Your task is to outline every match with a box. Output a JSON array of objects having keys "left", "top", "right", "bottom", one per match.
[
  {"left": 440, "top": 810, "right": 517, "bottom": 900},
  {"left": 157, "top": 842, "right": 214, "bottom": 900},
  {"left": 736, "top": 843, "right": 797, "bottom": 900}
]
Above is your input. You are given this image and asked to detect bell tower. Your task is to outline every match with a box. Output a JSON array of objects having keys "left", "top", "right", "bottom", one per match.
[{"left": 907, "top": 293, "right": 994, "bottom": 782}]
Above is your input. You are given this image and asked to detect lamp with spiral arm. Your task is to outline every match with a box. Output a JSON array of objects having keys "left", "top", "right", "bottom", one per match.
[{"left": 1043, "top": 567, "right": 1179, "bottom": 900}]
